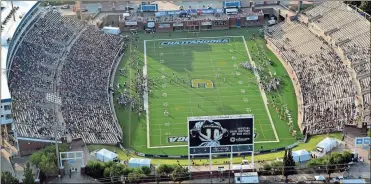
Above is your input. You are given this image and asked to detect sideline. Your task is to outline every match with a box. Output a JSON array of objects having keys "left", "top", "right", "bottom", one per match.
[
  {"left": 241, "top": 36, "right": 280, "bottom": 142},
  {"left": 265, "top": 39, "right": 304, "bottom": 132}
]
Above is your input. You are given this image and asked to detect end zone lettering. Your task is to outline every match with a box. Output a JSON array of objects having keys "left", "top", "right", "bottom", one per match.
[
  {"left": 168, "top": 136, "right": 189, "bottom": 143},
  {"left": 160, "top": 39, "right": 230, "bottom": 46}
]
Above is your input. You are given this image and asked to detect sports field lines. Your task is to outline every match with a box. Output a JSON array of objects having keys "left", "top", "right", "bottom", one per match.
[{"left": 144, "top": 36, "right": 279, "bottom": 149}]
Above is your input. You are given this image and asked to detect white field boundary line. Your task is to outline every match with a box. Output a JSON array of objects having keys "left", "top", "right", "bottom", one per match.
[
  {"left": 143, "top": 40, "right": 151, "bottom": 149},
  {"left": 148, "top": 140, "right": 279, "bottom": 149},
  {"left": 145, "top": 36, "right": 279, "bottom": 149},
  {"left": 241, "top": 36, "right": 280, "bottom": 143}
]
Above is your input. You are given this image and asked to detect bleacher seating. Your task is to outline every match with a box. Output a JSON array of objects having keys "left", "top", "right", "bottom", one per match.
[
  {"left": 266, "top": 1, "right": 370, "bottom": 133},
  {"left": 9, "top": 10, "right": 124, "bottom": 144},
  {"left": 266, "top": 21, "right": 357, "bottom": 134}
]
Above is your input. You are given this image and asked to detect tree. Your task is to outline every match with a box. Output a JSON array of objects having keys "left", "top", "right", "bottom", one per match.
[
  {"left": 30, "top": 151, "right": 43, "bottom": 166},
  {"left": 344, "top": 1, "right": 371, "bottom": 14},
  {"left": 29, "top": 144, "right": 68, "bottom": 177},
  {"left": 123, "top": 167, "right": 134, "bottom": 176},
  {"left": 86, "top": 161, "right": 105, "bottom": 178},
  {"left": 270, "top": 161, "right": 283, "bottom": 175},
  {"left": 326, "top": 156, "right": 336, "bottom": 180},
  {"left": 156, "top": 164, "right": 175, "bottom": 175},
  {"left": 103, "top": 167, "right": 111, "bottom": 178},
  {"left": 360, "top": 1, "right": 371, "bottom": 15},
  {"left": 368, "top": 129, "right": 371, "bottom": 137},
  {"left": 128, "top": 170, "right": 145, "bottom": 184},
  {"left": 39, "top": 155, "right": 57, "bottom": 178},
  {"left": 342, "top": 151, "right": 352, "bottom": 163},
  {"left": 110, "top": 163, "right": 126, "bottom": 177},
  {"left": 263, "top": 163, "right": 272, "bottom": 172},
  {"left": 282, "top": 149, "right": 296, "bottom": 183},
  {"left": 171, "top": 165, "right": 189, "bottom": 184},
  {"left": 141, "top": 166, "right": 151, "bottom": 175},
  {"left": 1, "top": 171, "right": 19, "bottom": 184},
  {"left": 23, "top": 162, "right": 34, "bottom": 184}
]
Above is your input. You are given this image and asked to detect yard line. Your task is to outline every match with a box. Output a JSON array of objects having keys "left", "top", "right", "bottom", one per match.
[
  {"left": 259, "top": 124, "right": 266, "bottom": 139},
  {"left": 210, "top": 58, "right": 225, "bottom": 114},
  {"left": 145, "top": 36, "right": 280, "bottom": 149}
]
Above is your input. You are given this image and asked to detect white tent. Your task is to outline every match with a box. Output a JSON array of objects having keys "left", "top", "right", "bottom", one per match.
[
  {"left": 96, "top": 149, "right": 118, "bottom": 163},
  {"left": 292, "top": 149, "right": 311, "bottom": 162},
  {"left": 102, "top": 27, "right": 121, "bottom": 35},
  {"left": 234, "top": 172, "right": 259, "bottom": 184},
  {"left": 340, "top": 179, "right": 367, "bottom": 183},
  {"left": 128, "top": 158, "right": 151, "bottom": 168},
  {"left": 315, "top": 175, "right": 326, "bottom": 181},
  {"left": 316, "top": 137, "right": 338, "bottom": 153}
]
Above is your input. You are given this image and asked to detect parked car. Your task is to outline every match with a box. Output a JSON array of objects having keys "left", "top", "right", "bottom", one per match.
[
  {"left": 81, "top": 8, "right": 88, "bottom": 12},
  {"left": 61, "top": 4, "right": 70, "bottom": 9}
]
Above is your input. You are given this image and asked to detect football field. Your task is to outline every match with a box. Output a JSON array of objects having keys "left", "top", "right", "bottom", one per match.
[
  {"left": 114, "top": 29, "right": 299, "bottom": 156},
  {"left": 144, "top": 36, "right": 278, "bottom": 148}
]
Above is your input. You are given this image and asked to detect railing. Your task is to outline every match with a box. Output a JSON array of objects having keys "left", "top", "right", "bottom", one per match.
[
  {"left": 6, "top": 2, "right": 40, "bottom": 75},
  {"left": 108, "top": 40, "right": 125, "bottom": 139}
]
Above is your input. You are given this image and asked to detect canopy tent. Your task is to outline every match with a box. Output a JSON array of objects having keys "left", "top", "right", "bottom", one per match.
[
  {"left": 96, "top": 149, "right": 118, "bottom": 163},
  {"left": 340, "top": 179, "right": 367, "bottom": 183},
  {"left": 292, "top": 149, "right": 311, "bottom": 162},
  {"left": 316, "top": 137, "right": 337, "bottom": 153},
  {"left": 315, "top": 175, "right": 326, "bottom": 181},
  {"left": 234, "top": 172, "right": 259, "bottom": 184},
  {"left": 128, "top": 158, "right": 151, "bottom": 168}
]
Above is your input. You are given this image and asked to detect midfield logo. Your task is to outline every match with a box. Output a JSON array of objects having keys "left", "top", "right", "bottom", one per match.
[{"left": 168, "top": 136, "right": 189, "bottom": 143}]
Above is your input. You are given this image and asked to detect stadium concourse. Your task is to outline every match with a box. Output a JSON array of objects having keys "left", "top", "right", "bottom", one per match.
[
  {"left": 7, "top": 9, "right": 126, "bottom": 154},
  {"left": 265, "top": 1, "right": 370, "bottom": 135}
]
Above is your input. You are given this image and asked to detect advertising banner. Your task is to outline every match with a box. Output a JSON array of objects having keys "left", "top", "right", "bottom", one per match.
[
  {"left": 200, "top": 9, "right": 216, "bottom": 14},
  {"left": 246, "top": 16, "right": 259, "bottom": 21},
  {"left": 173, "top": 23, "right": 184, "bottom": 27},
  {"left": 201, "top": 21, "right": 212, "bottom": 26},
  {"left": 188, "top": 114, "right": 254, "bottom": 154},
  {"left": 155, "top": 11, "right": 167, "bottom": 17},
  {"left": 355, "top": 137, "right": 371, "bottom": 147},
  {"left": 147, "top": 21, "right": 155, "bottom": 28},
  {"left": 158, "top": 23, "right": 170, "bottom": 28},
  {"left": 125, "top": 21, "right": 137, "bottom": 26}
]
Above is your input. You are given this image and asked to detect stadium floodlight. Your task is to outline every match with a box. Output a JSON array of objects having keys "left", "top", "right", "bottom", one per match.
[{"left": 46, "top": 93, "right": 62, "bottom": 173}]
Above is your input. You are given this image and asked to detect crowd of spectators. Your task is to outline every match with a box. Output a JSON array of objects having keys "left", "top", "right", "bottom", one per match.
[
  {"left": 9, "top": 10, "right": 125, "bottom": 144},
  {"left": 266, "top": 22, "right": 357, "bottom": 134},
  {"left": 266, "top": 1, "right": 370, "bottom": 134},
  {"left": 59, "top": 26, "right": 125, "bottom": 144}
]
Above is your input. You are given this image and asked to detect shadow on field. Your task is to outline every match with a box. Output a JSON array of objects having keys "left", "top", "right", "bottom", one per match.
[{"left": 146, "top": 41, "right": 213, "bottom": 72}]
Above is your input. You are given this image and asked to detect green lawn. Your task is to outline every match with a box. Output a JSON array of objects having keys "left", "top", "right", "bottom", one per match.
[
  {"left": 88, "top": 132, "right": 342, "bottom": 166},
  {"left": 113, "top": 28, "right": 299, "bottom": 155}
]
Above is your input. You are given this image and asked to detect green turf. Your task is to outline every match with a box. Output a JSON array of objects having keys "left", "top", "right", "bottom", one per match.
[{"left": 113, "top": 28, "right": 299, "bottom": 155}]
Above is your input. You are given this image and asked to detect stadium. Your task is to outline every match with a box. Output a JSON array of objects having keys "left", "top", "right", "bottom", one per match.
[{"left": 0, "top": 0, "right": 370, "bottom": 183}]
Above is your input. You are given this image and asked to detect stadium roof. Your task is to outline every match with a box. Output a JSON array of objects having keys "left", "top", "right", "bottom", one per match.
[{"left": 1, "top": 1, "right": 37, "bottom": 101}]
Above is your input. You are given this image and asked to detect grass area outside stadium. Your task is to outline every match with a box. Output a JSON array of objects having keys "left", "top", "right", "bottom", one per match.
[
  {"left": 113, "top": 28, "right": 301, "bottom": 156},
  {"left": 88, "top": 133, "right": 342, "bottom": 165}
]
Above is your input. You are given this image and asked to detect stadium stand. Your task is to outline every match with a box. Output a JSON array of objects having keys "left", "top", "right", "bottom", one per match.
[
  {"left": 8, "top": 10, "right": 124, "bottom": 144},
  {"left": 266, "top": 1, "right": 370, "bottom": 134}
]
